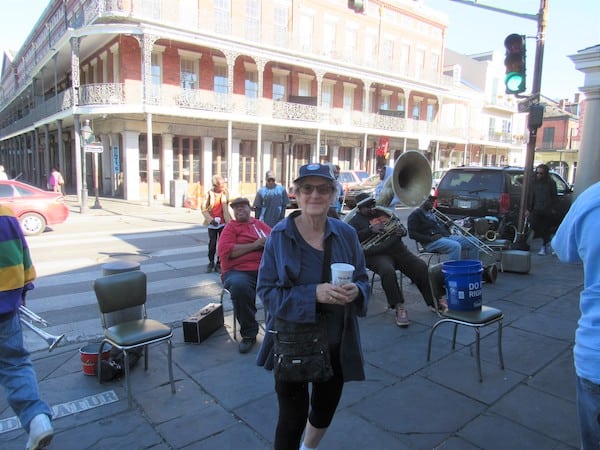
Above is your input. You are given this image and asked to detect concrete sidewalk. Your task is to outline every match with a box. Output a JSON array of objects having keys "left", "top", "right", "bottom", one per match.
[{"left": 0, "top": 197, "right": 583, "bottom": 449}]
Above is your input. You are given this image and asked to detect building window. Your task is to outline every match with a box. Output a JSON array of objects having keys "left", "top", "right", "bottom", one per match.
[
  {"left": 412, "top": 100, "right": 421, "bottom": 120},
  {"left": 415, "top": 49, "right": 425, "bottom": 79},
  {"left": 343, "top": 84, "right": 354, "bottom": 112},
  {"left": 298, "top": 77, "right": 311, "bottom": 96},
  {"left": 426, "top": 102, "right": 435, "bottom": 122},
  {"left": 150, "top": 53, "right": 162, "bottom": 102},
  {"left": 274, "top": 3, "right": 289, "bottom": 48},
  {"left": 179, "top": 0, "right": 197, "bottom": 28},
  {"left": 345, "top": 28, "right": 357, "bottom": 63},
  {"left": 246, "top": 0, "right": 260, "bottom": 41},
  {"left": 323, "top": 21, "right": 336, "bottom": 58},
  {"left": 397, "top": 95, "right": 405, "bottom": 116},
  {"left": 379, "top": 92, "right": 391, "bottom": 111},
  {"left": 273, "top": 73, "right": 287, "bottom": 101},
  {"left": 399, "top": 44, "right": 410, "bottom": 76},
  {"left": 299, "top": 14, "right": 313, "bottom": 52},
  {"left": 245, "top": 70, "right": 258, "bottom": 98},
  {"left": 322, "top": 83, "right": 333, "bottom": 109},
  {"left": 180, "top": 58, "right": 198, "bottom": 90},
  {"left": 488, "top": 117, "right": 496, "bottom": 138},
  {"left": 382, "top": 39, "right": 393, "bottom": 71},
  {"left": 214, "top": 63, "right": 228, "bottom": 94},
  {"left": 542, "top": 127, "right": 555, "bottom": 149},
  {"left": 214, "top": 0, "right": 231, "bottom": 34}
]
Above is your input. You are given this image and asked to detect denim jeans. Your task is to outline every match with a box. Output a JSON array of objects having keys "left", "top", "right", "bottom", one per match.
[
  {"left": 577, "top": 375, "right": 600, "bottom": 450},
  {"left": 223, "top": 270, "right": 259, "bottom": 339},
  {"left": 424, "top": 235, "right": 480, "bottom": 260},
  {"left": 0, "top": 313, "right": 52, "bottom": 432}
]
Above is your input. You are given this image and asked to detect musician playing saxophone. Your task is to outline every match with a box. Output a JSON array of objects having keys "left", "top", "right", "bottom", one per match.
[
  {"left": 0, "top": 206, "right": 53, "bottom": 450},
  {"left": 348, "top": 194, "right": 438, "bottom": 328}
]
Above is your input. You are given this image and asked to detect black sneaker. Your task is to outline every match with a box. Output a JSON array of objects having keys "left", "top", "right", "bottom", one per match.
[
  {"left": 238, "top": 338, "right": 256, "bottom": 354},
  {"left": 206, "top": 262, "right": 215, "bottom": 273}
]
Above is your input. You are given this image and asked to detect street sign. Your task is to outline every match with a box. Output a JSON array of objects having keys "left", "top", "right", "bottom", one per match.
[{"left": 84, "top": 144, "right": 103, "bottom": 153}]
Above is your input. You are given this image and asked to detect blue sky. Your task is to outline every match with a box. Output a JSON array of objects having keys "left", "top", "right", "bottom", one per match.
[
  {"left": 426, "top": 0, "right": 600, "bottom": 101},
  {"left": 1, "top": 0, "right": 598, "bottom": 102}
]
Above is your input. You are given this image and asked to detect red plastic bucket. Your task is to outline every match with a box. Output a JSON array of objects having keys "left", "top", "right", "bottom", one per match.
[{"left": 79, "top": 343, "right": 112, "bottom": 376}]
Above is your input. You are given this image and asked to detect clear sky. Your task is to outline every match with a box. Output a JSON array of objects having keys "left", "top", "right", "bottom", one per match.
[
  {"left": 426, "top": 0, "right": 600, "bottom": 101},
  {"left": 1, "top": 0, "right": 599, "bottom": 102}
]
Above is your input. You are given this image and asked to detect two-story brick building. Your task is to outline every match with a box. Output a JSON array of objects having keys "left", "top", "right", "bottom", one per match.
[{"left": 0, "top": 0, "right": 524, "bottom": 208}]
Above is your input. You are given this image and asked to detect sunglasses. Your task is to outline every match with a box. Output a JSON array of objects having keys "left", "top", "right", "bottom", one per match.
[{"left": 298, "top": 184, "right": 334, "bottom": 195}]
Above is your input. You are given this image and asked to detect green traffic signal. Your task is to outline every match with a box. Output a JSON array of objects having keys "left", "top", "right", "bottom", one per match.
[
  {"left": 505, "top": 72, "right": 525, "bottom": 93},
  {"left": 504, "top": 34, "right": 526, "bottom": 94}
]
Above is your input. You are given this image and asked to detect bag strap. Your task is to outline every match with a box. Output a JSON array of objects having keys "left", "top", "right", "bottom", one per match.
[{"left": 321, "top": 234, "right": 333, "bottom": 283}]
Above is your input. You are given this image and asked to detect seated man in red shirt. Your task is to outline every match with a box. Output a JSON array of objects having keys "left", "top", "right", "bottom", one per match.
[{"left": 218, "top": 197, "right": 272, "bottom": 353}]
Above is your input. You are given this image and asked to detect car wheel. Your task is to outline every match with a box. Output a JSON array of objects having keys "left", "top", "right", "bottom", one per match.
[{"left": 19, "top": 213, "right": 47, "bottom": 236}]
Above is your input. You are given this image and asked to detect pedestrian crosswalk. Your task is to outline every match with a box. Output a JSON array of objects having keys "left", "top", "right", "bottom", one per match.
[{"left": 21, "top": 226, "right": 229, "bottom": 353}]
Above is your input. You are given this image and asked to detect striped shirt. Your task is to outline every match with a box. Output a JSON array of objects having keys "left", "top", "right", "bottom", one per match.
[{"left": 0, "top": 206, "right": 36, "bottom": 316}]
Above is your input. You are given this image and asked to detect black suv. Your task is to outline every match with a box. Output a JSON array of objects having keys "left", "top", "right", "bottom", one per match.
[{"left": 433, "top": 166, "right": 573, "bottom": 240}]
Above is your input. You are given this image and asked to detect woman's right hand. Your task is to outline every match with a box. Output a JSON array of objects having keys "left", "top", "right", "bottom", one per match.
[{"left": 317, "top": 283, "right": 356, "bottom": 305}]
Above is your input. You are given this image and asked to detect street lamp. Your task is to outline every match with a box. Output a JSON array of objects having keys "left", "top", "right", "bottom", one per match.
[{"left": 80, "top": 120, "right": 93, "bottom": 213}]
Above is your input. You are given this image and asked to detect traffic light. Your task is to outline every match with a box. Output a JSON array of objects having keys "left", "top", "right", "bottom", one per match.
[
  {"left": 503, "top": 34, "right": 526, "bottom": 95},
  {"left": 347, "top": 0, "right": 365, "bottom": 13}
]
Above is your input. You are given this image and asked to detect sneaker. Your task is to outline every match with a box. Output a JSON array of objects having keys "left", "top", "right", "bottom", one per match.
[
  {"left": 538, "top": 245, "right": 547, "bottom": 256},
  {"left": 206, "top": 262, "right": 215, "bottom": 273},
  {"left": 26, "top": 414, "right": 53, "bottom": 450},
  {"left": 395, "top": 306, "right": 410, "bottom": 327},
  {"left": 239, "top": 338, "right": 256, "bottom": 354},
  {"left": 429, "top": 299, "right": 448, "bottom": 313}
]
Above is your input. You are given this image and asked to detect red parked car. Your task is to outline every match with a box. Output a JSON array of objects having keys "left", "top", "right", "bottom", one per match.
[{"left": 0, "top": 180, "right": 69, "bottom": 235}]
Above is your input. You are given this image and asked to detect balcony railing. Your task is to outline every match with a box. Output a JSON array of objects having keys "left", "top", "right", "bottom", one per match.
[{"left": 0, "top": 82, "right": 471, "bottom": 142}]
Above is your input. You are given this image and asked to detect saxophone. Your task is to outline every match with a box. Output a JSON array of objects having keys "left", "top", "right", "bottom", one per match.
[{"left": 362, "top": 213, "right": 407, "bottom": 252}]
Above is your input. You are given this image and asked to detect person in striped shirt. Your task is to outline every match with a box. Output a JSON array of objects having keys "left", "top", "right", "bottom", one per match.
[{"left": 0, "top": 206, "right": 53, "bottom": 450}]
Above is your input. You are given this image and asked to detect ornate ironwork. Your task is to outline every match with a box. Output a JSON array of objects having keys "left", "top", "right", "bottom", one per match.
[{"left": 79, "top": 83, "right": 125, "bottom": 105}]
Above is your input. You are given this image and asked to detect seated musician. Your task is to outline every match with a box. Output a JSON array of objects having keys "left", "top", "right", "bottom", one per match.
[
  {"left": 348, "top": 193, "right": 439, "bottom": 328},
  {"left": 407, "top": 195, "right": 480, "bottom": 261}
]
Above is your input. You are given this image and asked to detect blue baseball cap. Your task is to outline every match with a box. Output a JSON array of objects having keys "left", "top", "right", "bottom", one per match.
[{"left": 294, "top": 163, "right": 335, "bottom": 183}]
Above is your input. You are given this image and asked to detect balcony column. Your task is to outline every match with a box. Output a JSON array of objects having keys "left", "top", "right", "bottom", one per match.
[
  {"left": 138, "top": 34, "right": 158, "bottom": 105},
  {"left": 224, "top": 50, "right": 238, "bottom": 102},
  {"left": 161, "top": 133, "right": 174, "bottom": 205},
  {"left": 230, "top": 137, "right": 241, "bottom": 196},
  {"left": 363, "top": 80, "right": 372, "bottom": 114},
  {"left": 32, "top": 129, "right": 41, "bottom": 187},
  {"left": 570, "top": 46, "right": 600, "bottom": 197},
  {"left": 57, "top": 120, "right": 65, "bottom": 182},
  {"left": 256, "top": 58, "right": 266, "bottom": 114},
  {"left": 43, "top": 124, "right": 50, "bottom": 184},
  {"left": 70, "top": 37, "right": 80, "bottom": 107},
  {"left": 202, "top": 137, "right": 214, "bottom": 191},
  {"left": 122, "top": 130, "right": 141, "bottom": 201}
]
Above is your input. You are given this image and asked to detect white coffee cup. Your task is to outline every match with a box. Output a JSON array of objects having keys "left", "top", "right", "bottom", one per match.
[
  {"left": 214, "top": 217, "right": 221, "bottom": 225},
  {"left": 331, "top": 263, "right": 355, "bottom": 286}
]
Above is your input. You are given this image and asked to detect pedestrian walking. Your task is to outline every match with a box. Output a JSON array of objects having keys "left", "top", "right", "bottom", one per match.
[
  {"left": 253, "top": 171, "right": 288, "bottom": 228},
  {"left": 526, "top": 163, "right": 558, "bottom": 255},
  {"left": 201, "top": 175, "right": 232, "bottom": 273},
  {"left": 0, "top": 164, "right": 8, "bottom": 180},
  {"left": 48, "top": 167, "right": 64, "bottom": 194}
]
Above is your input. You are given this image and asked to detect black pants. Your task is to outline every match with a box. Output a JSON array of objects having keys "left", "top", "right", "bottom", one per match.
[
  {"left": 366, "top": 239, "right": 434, "bottom": 308},
  {"left": 530, "top": 209, "right": 556, "bottom": 245},
  {"left": 207, "top": 226, "right": 224, "bottom": 264},
  {"left": 274, "top": 346, "right": 343, "bottom": 450}
]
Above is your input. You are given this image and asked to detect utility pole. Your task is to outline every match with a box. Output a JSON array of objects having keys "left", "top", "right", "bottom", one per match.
[{"left": 449, "top": 0, "right": 549, "bottom": 244}]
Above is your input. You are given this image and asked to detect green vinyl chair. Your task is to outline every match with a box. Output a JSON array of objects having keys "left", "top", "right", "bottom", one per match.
[
  {"left": 427, "top": 262, "right": 504, "bottom": 382},
  {"left": 94, "top": 271, "right": 175, "bottom": 407}
]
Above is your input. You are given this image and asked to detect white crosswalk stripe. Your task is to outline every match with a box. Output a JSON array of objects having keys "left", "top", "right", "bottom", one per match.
[{"left": 21, "top": 227, "right": 229, "bottom": 353}]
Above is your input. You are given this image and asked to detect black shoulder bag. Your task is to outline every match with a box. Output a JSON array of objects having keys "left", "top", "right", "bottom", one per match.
[{"left": 270, "top": 236, "right": 334, "bottom": 383}]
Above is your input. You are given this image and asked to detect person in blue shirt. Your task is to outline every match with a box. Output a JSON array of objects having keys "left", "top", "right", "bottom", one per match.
[
  {"left": 256, "top": 163, "right": 369, "bottom": 450},
  {"left": 327, "top": 164, "right": 344, "bottom": 218},
  {"left": 253, "top": 171, "right": 289, "bottom": 228},
  {"left": 552, "top": 181, "right": 600, "bottom": 450}
]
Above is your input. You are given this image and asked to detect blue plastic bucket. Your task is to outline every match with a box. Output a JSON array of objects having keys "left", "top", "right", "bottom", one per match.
[{"left": 442, "top": 260, "right": 483, "bottom": 311}]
